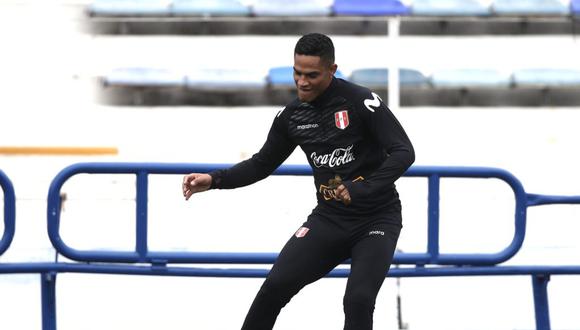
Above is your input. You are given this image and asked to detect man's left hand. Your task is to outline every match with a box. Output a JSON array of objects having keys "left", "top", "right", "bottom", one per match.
[{"left": 334, "top": 184, "right": 351, "bottom": 206}]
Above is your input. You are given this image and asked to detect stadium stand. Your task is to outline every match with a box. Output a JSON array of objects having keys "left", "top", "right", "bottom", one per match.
[
  {"left": 252, "top": 0, "right": 332, "bottom": 16},
  {"left": 349, "top": 68, "right": 429, "bottom": 88},
  {"left": 347, "top": 68, "right": 435, "bottom": 106},
  {"left": 410, "top": 0, "right": 491, "bottom": 16},
  {"left": 101, "top": 67, "right": 271, "bottom": 105},
  {"left": 171, "top": 0, "right": 251, "bottom": 17},
  {"left": 266, "top": 66, "right": 297, "bottom": 88},
  {"left": 268, "top": 66, "right": 347, "bottom": 88},
  {"left": 428, "top": 68, "right": 512, "bottom": 106},
  {"left": 98, "top": 65, "right": 580, "bottom": 106},
  {"left": 512, "top": 68, "right": 580, "bottom": 88},
  {"left": 266, "top": 66, "right": 342, "bottom": 104},
  {"left": 185, "top": 68, "right": 267, "bottom": 90},
  {"left": 430, "top": 68, "right": 511, "bottom": 88},
  {"left": 573, "top": 0, "right": 580, "bottom": 14},
  {"left": 492, "top": 0, "right": 570, "bottom": 16},
  {"left": 84, "top": 0, "right": 579, "bottom": 35},
  {"left": 87, "top": 0, "right": 171, "bottom": 16},
  {"left": 103, "top": 67, "right": 186, "bottom": 87},
  {"left": 107, "top": 66, "right": 580, "bottom": 93},
  {"left": 508, "top": 68, "right": 580, "bottom": 106},
  {"left": 88, "top": 0, "right": 580, "bottom": 106},
  {"left": 332, "top": 0, "right": 410, "bottom": 16},
  {"left": 86, "top": 0, "right": 578, "bottom": 18}
]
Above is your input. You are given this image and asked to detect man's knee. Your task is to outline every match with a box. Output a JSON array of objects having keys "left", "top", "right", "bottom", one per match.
[
  {"left": 344, "top": 293, "right": 375, "bottom": 312},
  {"left": 255, "top": 275, "right": 300, "bottom": 307},
  {"left": 344, "top": 286, "right": 377, "bottom": 307},
  {"left": 343, "top": 289, "right": 376, "bottom": 329}
]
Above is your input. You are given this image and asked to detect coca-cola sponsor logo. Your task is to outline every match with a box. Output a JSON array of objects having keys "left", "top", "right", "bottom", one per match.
[{"left": 310, "top": 145, "right": 355, "bottom": 168}]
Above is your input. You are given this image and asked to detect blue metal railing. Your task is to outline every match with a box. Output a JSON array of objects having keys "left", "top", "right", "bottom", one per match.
[
  {"left": 47, "top": 163, "right": 535, "bottom": 266},
  {"left": 0, "top": 169, "right": 16, "bottom": 256},
  {"left": 1, "top": 162, "right": 580, "bottom": 330}
]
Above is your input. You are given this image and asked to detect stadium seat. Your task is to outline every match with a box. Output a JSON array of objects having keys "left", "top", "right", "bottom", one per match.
[
  {"left": 185, "top": 69, "right": 267, "bottom": 90},
  {"left": 333, "top": 0, "right": 410, "bottom": 16},
  {"left": 252, "top": 0, "right": 331, "bottom": 16},
  {"left": 267, "top": 67, "right": 296, "bottom": 87},
  {"left": 430, "top": 69, "right": 511, "bottom": 88},
  {"left": 349, "top": 68, "right": 429, "bottom": 88},
  {"left": 512, "top": 68, "right": 580, "bottom": 87},
  {"left": 411, "top": 0, "right": 491, "bottom": 16},
  {"left": 87, "top": 0, "right": 171, "bottom": 16},
  {"left": 103, "top": 67, "right": 186, "bottom": 87},
  {"left": 268, "top": 66, "right": 347, "bottom": 87},
  {"left": 570, "top": 0, "right": 580, "bottom": 15},
  {"left": 492, "top": 0, "right": 570, "bottom": 16},
  {"left": 171, "top": 0, "right": 250, "bottom": 16}
]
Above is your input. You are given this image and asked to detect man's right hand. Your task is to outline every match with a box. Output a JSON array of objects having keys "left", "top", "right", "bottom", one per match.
[{"left": 182, "top": 173, "right": 212, "bottom": 201}]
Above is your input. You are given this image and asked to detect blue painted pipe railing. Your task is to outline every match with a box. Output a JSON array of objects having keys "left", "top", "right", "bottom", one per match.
[
  {"left": 1, "top": 162, "right": 580, "bottom": 330},
  {"left": 0, "top": 169, "right": 16, "bottom": 256},
  {"left": 46, "top": 162, "right": 562, "bottom": 266}
]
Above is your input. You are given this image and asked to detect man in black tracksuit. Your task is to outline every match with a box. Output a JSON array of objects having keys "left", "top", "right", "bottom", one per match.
[{"left": 182, "top": 33, "right": 414, "bottom": 330}]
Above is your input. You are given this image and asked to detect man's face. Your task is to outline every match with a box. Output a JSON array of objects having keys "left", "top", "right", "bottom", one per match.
[{"left": 293, "top": 54, "right": 337, "bottom": 103}]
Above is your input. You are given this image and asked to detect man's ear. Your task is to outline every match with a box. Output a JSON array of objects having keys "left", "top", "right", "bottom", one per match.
[{"left": 330, "top": 63, "right": 338, "bottom": 75}]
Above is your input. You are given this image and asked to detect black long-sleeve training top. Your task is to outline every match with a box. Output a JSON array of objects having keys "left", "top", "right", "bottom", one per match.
[{"left": 209, "top": 77, "right": 415, "bottom": 216}]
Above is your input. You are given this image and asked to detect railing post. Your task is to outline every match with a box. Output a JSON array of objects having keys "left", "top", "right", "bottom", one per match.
[
  {"left": 41, "top": 272, "right": 58, "bottom": 330},
  {"left": 0, "top": 169, "right": 16, "bottom": 256},
  {"left": 427, "top": 174, "right": 440, "bottom": 262},
  {"left": 532, "top": 274, "right": 551, "bottom": 330},
  {"left": 136, "top": 170, "right": 149, "bottom": 261}
]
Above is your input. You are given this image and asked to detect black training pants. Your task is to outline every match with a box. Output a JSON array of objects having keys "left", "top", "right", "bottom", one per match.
[{"left": 241, "top": 209, "right": 402, "bottom": 330}]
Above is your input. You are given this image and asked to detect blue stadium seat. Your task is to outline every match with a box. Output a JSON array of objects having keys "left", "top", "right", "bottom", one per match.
[
  {"left": 268, "top": 66, "right": 347, "bottom": 87},
  {"left": 103, "top": 68, "right": 186, "bottom": 87},
  {"left": 252, "top": 0, "right": 331, "bottom": 16},
  {"left": 267, "top": 67, "right": 295, "bottom": 87},
  {"left": 333, "top": 0, "right": 410, "bottom": 16},
  {"left": 349, "top": 68, "right": 429, "bottom": 88},
  {"left": 573, "top": 0, "right": 580, "bottom": 15},
  {"left": 431, "top": 69, "right": 511, "bottom": 88},
  {"left": 512, "top": 68, "right": 580, "bottom": 87},
  {"left": 87, "top": 0, "right": 171, "bottom": 16},
  {"left": 185, "top": 69, "right": 267, "bottom": 90},
  {"left": 171, "top": 0, "right": 250, "bottom": 16},
  {"left": 411, "top": 0, "right": 491, "bottom": 16},
  {"left": 492, "top": 0, "right": 570, "bottom": 16}
]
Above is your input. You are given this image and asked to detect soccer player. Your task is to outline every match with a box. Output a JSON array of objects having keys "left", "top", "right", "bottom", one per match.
[{"left": 182, "top": 32, "right": 415, "bottom": 330}]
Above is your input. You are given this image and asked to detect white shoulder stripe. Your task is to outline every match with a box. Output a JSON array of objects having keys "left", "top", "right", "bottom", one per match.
[{"left": 276, "top": 107, "right": 286, "bottom": 118}]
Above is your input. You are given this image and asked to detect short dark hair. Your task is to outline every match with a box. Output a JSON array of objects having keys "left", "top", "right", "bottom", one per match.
[{"left": 294, "top": 33, "right": 335, "bottom": 65}]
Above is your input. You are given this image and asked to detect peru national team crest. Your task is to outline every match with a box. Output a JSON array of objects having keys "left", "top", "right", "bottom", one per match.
[{"left": 335, "top": 110, "right": 349, "bottom": 130}]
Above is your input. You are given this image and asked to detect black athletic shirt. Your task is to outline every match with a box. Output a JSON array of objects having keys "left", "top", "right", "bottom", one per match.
[{"left": 209, "top": 77, "right": 415, "bottom": 216}]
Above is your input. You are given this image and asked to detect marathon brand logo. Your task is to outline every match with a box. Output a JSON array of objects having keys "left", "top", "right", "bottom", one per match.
[
  {"left": 311, "top": 145, "right": 355, "bottom": 168},
  {"left": 334, "top": 110, "right": 349, "bottom": 130},
  {"left": 296, "top": 123, "right": 319, "bottom": 130}
]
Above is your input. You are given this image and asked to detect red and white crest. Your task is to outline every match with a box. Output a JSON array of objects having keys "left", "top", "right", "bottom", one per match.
[
  {"left": 334, "top": 110, "right": 349, "bottom": 130},
  {"left": 295, "top": 227, "right": 310, "bottom": 238}
]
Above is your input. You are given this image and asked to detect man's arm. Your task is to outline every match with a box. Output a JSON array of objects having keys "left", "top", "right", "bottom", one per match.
[
  {"left": 341, "top": 91, "right": 415, "bottom": 200},
  {"left": 182, "top": 112, "right": 296, "bottom": 199}
]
